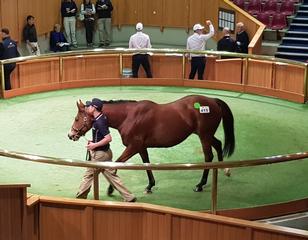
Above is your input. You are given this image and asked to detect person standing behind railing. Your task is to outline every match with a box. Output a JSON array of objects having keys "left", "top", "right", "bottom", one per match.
[
  {"left": 129, "top": 22, "right": 153, "bottom": 78},
  {"left": 186, "top": 20, "right": 214, "bottom": 80},
  {"left": 96, "top": 0, "right": 113, "bottom": 47},
  {"left": 217, "top": 27, "right": 238, "bottom": 59},
  {"left": 0, "top": 28, "right": 20, "bottom": 90},
  {"left": 81, "top": 0, "right": 96, "bottom": 47},
  {"left": 235, "top": 22, "right": 249, "bottom": 54},
  {"left": 61, "top": 0, "right": 78, "bottom": 48},
  {"left": 23, "top": 15, "right": 41, "bottom": 56}
]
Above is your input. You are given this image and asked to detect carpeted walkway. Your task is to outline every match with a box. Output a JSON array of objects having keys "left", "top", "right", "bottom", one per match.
[{"left": 0, "top": 86, "right": 307, "bottom": 211}]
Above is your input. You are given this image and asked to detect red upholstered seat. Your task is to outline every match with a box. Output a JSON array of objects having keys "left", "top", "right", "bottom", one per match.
[
  {"left": 280, "top": 0, "right": 295, "bottom": 16},
  {"left": 257, "top": 12, "right": 272, "bottom": 27},
  {"left": 271, "top": 13, "right": 287, "bottom": 30},
  {"left": 263, "top": 0, "right": 279, "bottom": 15},
  {"left": 247, "top": 0, "right": 262, "bottom": 15}
]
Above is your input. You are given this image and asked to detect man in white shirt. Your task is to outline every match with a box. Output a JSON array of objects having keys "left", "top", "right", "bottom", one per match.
[
  {"left": 128, "top": 22, "right": 152, "bottom": 78},
  {"left": 186, "top": 20, "right": 214, "bottom": 80}
]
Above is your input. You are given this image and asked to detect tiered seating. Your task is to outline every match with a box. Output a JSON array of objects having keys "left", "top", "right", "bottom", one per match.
[{"left": 231, "top": 0, "right": 298, "bottom": 30}]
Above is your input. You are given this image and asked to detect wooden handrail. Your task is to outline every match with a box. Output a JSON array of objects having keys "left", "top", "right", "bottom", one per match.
[
  {"left": 0, "top": 149, "right": 307, "bottom": 171},
  {"left": 1, "top": 149, "right": 308, "bottom": 213},
  {"left": 0, "top": 48, "right": 306, "bottom": 67}
]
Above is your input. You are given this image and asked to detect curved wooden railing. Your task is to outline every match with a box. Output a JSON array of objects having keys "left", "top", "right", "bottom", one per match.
[
  {"left": 0, "top": 48, "right": 307, "bottom": 102},
  {"left": 2, "top": 184, "right": 308, "bottom": 240},
  {"left": 1, "top": 148, "right": 307, "bottom": 214}
]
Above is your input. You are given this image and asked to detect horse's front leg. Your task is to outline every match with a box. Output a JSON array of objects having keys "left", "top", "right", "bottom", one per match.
[
  {"left": 107, "top": 145, "right": 138, "bottom": 196},
  {"left": 140, "top": 149, "right": 155, "bottom": 194}
]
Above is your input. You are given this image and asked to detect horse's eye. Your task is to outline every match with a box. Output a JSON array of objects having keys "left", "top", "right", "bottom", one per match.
[{"left": 75, "top": 117, "right": 78, "bottom": 121}]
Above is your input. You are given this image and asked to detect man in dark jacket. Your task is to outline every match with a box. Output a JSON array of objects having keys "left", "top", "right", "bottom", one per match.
[
  {"left": 23, "top": 15, "right": 40, "bottom": 55},
  {"left": 96, "top": 0, "right": 113, "bottom": 47},
  {"left": 0, "top": 28, "right": 20, "bottom": 90},
  {"left": 235, "top": 22, "right": 249, "bottom": 54},
  {"left": 217, "top": 27, "right": 238, "bottom": 59}
]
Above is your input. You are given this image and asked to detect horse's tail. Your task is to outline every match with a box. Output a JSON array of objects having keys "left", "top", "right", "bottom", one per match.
[{"left": 215, "top": 98, "right": 235, "bottom": 157}]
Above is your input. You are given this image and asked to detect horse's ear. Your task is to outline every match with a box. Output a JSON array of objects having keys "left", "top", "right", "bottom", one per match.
[
  {"left": 79, "top": 99, "right": 85, "bottom": 107},
  {"left": 76, "top": 100, "right": 85, "bottom": 110}
]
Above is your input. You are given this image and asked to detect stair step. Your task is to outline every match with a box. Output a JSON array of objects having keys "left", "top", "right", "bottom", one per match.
[
  {"left": 287, "top": 30, "right": 308, "bottom": 35},
  {"left": 290, "top": 23, "right": 308, "bottom": 26},
  {"left": 278, "top": 45, "right": 308, "bottom": 49},
  {"left": 293, "top": 17, "right": 308, "bottom": 21},
  {"left": 297, "top": 10, "right": 308, "bottom": 13},
  {"left": 276, "top": 51, "right": 308, "bottom": 57},
  {"left": 283, "top": 37, "right": 308, "bottom": 41},
  {"left": 277, "top": 45, "right": 308, "bottom": 53}
]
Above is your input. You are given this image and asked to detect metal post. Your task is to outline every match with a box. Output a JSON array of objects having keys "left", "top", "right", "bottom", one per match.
[
  {"left": 242, "top": 57, "right": 249, "bottom": 89},
  {"left": 119, "top": 53, "right": 123, "bottom": 78},
  {"left": 211, "top": 168, "right": 218, "bottom": 214},
  {"left": 93, "top": 170, "right": 99, "bottom": 200},
  {"left": 304, "top": 65, "right": 308, "bottom": 102},
  {"left": 182, "top": 54, "right": 186, "bottom": 79},
  {"left": 1, "top": 63, "right": 5, "bottom": 97},
  {"left": 59, "top": 57, "right": 63, "bottom": 83}
]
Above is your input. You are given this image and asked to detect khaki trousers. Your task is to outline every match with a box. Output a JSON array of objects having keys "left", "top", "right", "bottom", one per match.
[
  {"left": 26, "top": 42, "right": 41, "bottom": 56},
  {"left": 63, "top": 16, "right": 77, "bottom": 45},
  {"left": 76, "top": 149, "right": 135, "bottom": 202},
  {"left": 97, "top": 18, "right": 112, "bottom": 44}
]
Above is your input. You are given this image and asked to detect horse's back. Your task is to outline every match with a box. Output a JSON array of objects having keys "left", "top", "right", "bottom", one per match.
[{"left": 126, "top": 95, "right": 223, "bottom": 147}]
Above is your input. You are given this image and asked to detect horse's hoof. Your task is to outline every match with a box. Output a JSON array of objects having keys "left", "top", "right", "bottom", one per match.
[
  {"left": 143, "top": 189, "right": 152, "bottom": 194},
  {"left": 107, "top": 186, "right": 114, "bottom": 196},
  {"left": 224, "top": 168, "right": 231, "bottom": 177},
  {"left": 193, "top": 186, "right": 203, "bottom": 192}
]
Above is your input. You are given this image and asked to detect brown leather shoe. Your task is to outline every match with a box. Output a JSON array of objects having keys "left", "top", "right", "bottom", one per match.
[
  {"left": 127, "top": 197, "right": 137, "bottom": 202},
  {"left": 76, "top": 192, "right": 88, "bottom": 199}
]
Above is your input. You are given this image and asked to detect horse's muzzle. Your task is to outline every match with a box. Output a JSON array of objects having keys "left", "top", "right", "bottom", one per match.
[{"left": 68, "top": 131, "right": 80, "bottom": 141}]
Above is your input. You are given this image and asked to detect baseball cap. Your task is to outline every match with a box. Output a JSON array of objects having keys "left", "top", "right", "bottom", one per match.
[
  {"left": 136, "top": 22, "right": 143, "bottom": 31},
  {"left": 193, "top": 23, "right": 204, "bottom": 31},
  {"left": 85, "top": 98, "right": 103, "bottom": 110}
]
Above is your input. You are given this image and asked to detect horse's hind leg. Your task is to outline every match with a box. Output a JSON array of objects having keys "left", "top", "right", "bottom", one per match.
[
  {"left": 212, "top": 137, "right": 231, "bottom": 177},
  {"left": 140, "top": 149, "right": 155, "bottom": 194},
  {"left": 195, "top": 137, "right": 214, "bottom": 192}
]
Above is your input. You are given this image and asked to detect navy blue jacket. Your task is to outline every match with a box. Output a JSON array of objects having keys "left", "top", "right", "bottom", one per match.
[
  {"left": 0, "top": 37, "right": 20, "bottom": 61},
  {"left": 61, "top": 1, "right": 78, "bottom": 17},
  {"left": 96, "top": 0, "right": 113, "bottom": 18},
  {"left": 50, "top": 31, "right": 67, "bottom": 52}
]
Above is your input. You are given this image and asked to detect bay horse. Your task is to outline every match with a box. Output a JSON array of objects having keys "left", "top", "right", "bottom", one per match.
[{"left": 68, "top": 95, "right": 235, "bottom": 193}]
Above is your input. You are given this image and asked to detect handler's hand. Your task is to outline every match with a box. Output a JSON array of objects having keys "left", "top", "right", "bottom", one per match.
[{"left": 86, "top": 141, "right": 96, "bottom": 150}]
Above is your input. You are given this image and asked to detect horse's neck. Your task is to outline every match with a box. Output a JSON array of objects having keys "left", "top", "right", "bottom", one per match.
[{"left": 103, "top": 104, "right": 128, "bottom": 129}]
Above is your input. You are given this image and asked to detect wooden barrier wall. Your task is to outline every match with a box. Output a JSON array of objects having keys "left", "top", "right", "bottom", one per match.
[
  {"left": 0, "top": 184, "right": 30, "bottom": 240},
  {"left": 22, "top": 196, "right": 308, "bottom": 240},
  {"left": 5, "top": 54, "right": 307, "bottom": 103}
]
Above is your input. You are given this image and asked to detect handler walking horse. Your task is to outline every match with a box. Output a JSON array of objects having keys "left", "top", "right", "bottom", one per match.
[{"left": 68, "top": 95, "right": 235, "bottom": 193}]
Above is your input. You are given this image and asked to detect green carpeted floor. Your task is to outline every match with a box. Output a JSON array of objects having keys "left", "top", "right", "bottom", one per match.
[{"left": 0, "top": 86, "right": 307, "bottom": 211}]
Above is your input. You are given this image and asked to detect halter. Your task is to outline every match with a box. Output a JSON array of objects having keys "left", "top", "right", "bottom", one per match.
[{"left": 72, "top": 116, "right": 89, "bottom": 137}]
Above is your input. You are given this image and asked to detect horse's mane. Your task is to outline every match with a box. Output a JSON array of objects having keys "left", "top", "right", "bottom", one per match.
[{"left": 102, "top": 100, "right": 137, "bottom": 104}]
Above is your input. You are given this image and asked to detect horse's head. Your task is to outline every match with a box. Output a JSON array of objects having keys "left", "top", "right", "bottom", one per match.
[{"left": 68, "top": 100, "right": 93, "bottom": 141}]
